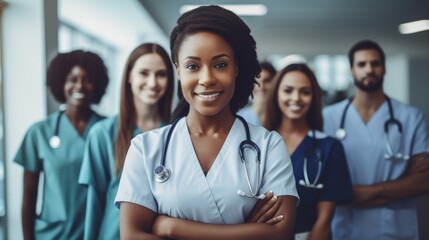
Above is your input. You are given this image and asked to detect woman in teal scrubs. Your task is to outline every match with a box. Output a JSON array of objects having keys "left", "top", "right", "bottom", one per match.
[
  {"left": 13, "top": 50, "right": 109, "bottom": 239},
  {"left": 78, "top": 43, "right": 174, "bottom": 240},
  {"left": 264, "top": 63, "right": 353, "bottom": 240}
]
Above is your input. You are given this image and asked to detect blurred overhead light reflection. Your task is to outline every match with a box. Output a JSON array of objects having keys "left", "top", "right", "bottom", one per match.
[{"left": 180, "top": 4, "right": 267, "bottom": 16}]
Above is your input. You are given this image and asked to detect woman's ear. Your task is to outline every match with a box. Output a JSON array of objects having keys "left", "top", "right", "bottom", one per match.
[{"left": 175, "top": 62, "right": 180, "bottom": 80}]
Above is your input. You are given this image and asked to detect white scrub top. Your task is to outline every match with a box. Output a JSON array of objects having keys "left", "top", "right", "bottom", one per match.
[
  {"left": 323, "top": 98, "right": 429, "bottom": 240},
  {"left": 115, "top": 117, "right": 298, "bottom": 224}
]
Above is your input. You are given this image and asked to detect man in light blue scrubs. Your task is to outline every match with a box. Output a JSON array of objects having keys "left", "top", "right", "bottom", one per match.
[{"left": 323, "top": 39, "right": 429, "bottom": 240}]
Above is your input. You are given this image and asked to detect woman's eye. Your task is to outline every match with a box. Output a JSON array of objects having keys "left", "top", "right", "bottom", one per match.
[
  {"left": 186, "top": 64, "right": 199, "bottom": 70},
  {"left": 302, "top": 90, "right": 312, "bottom": 95},
  {"left": 283, "top": 88, "right": 293, "bottom": 94},
  {"left": 140, "top": 71, "right": 149, "bottom": 76},
  {"left": 215, "top": 62, "right": 227, "bottom": 68},
  {"left": 66, "top": 77, "right": 77, "bottom": 83},
  {"left": 83, "top": 77, "right": 93, "bottom": 84},
  {"left": 157, "top": 71, "right": 167, "bottom": 78}
]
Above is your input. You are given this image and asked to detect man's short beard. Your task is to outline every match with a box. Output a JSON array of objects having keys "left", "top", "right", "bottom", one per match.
[{"left": 354, "top": 76, "right": 383, "bottom": 93}]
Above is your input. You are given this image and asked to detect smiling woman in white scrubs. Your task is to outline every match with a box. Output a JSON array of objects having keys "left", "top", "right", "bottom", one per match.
[
  {"left": 115, "top": 5, "right": 299, "bottom": 240},
  {"left": 13, "top": 50, "right": 109, "bottom": 239}
]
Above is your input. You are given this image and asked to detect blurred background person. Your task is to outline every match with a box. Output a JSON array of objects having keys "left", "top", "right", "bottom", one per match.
[
  {"left": 264, "top": 63, "right": 353, "bottom": 240},
  {"left": 78, "top": 43, "right": 174, "bottom": 240},
  {"left": 13, "top": 50, "right": 109, "bottom": 239},
  {"left": 238, "top": 61, "right": 276, "bottom": 126},
  {"left": 323, "top": 39, "right": 429, "bottom": 240}
]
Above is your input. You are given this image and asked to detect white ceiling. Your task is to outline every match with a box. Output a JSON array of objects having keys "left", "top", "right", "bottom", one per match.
[
  {"left": 59, "top": 0, "right": 168, "bottom": 50},
  {"left": 139, "top": 0, "right": 429, "bottom": 59}
]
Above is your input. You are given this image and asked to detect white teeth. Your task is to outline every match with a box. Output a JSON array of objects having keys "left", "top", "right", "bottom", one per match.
[
  {"left": 72, "top": 92, "right": 85, "bottom": 99},
  {"left": 289, "top": 105, "right": 302, "bottom": 110},
  {"left": 197, "top": 92, "right": 220, "bottom": 99}
]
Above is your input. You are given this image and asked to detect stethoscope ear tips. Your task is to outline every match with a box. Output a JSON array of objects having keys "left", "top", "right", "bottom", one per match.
[{"left": 154, "top": 165, "right": 171, "bottom": 183}]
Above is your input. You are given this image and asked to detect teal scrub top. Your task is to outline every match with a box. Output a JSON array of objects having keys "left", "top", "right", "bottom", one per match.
[
  {"left": 79, "top": 115, "right": 161, "bottom": 240},
  {"left": 13, "top": 111, "right": 104, "bottom": 240}
]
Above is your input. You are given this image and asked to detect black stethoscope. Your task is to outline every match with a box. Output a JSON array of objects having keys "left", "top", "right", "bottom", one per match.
[
  {"left": 298, "top": 129, "right": 324, "bottom": 189},
  {"left": 336, "top": 95, "right": 409, "bottom": 160},
  {"left": 49, "top": 109, "right": 66, "bottom": 149},
  {"left": 154, "top": 115, "right": 266, "bottom": 200}
]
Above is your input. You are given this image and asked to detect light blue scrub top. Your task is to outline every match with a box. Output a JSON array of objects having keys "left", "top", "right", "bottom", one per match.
[
  {"left": 115, "top": 117, "right": 299, "bottom": 224},
  {"left": 78, "top": 116, "right": 164, "bottom": 240},
  {"left": 237, "top": 106, "right": 262, "bottom": 126},
  {"left": 291, "top": 130, "right": 353, "bottom": 234},
  {"left": 323, "top": 98, "right": 429, "bottom": 240},
  {"left": 13, "top": 111, "right": 104, "bottom": 240}
]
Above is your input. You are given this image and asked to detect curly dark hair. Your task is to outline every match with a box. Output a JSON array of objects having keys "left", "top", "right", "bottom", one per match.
[
  {"left": 46, "top": 50, "right": 109, "bottom": 104},
  {"left": 170, "top": 5, "right": 260, "bottom": 120}
]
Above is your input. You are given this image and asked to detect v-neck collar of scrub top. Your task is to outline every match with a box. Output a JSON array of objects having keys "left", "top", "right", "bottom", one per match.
[
  {"left": 60, "top": 111, "right": 101, "bottom": 139},
  {"left": 180, "top": 117, "right": 240, "bottom": 180},
  {"left": 348, "top": 99, "right": 389, "bottom": 128}
]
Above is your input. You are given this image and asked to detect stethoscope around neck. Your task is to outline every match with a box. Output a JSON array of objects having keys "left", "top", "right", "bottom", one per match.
[
  {"left": 298, "top": 129, "right": 324, "bottom": 189},
  {"left": 49, "top": 106, "right": 67, "bottom": 149},
  {"left": 336, "top": 95, "right": 409, "bottom": 160},
  {"left": 154, "top": 115, "right": 266, "bottom": 200}
]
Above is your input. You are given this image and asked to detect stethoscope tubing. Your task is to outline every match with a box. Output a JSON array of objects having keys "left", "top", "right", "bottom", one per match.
[
  {"left": 50, "top": 110, "right": 66, "bottom": 149},
  {"left": 336, "top": 95, "right": 409, "bottom": 163},
  {"left": 154, "top": 115, "right": 264, "bottom": 199}
]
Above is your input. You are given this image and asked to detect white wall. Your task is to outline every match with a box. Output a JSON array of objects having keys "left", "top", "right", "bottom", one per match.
[
  {"left": 385, "top": 55, "right": 409, "bottom": 103},
  {"left": 3, "top": 0, "right": 47, "bottom": 239}
]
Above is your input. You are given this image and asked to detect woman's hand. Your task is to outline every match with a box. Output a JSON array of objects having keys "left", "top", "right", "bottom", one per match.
[
  {"left": 152, "top": 215, "right": 174, "bottom": 238},
  {"left": 246, "top": 191, "right": 283, "bottom": 224}
]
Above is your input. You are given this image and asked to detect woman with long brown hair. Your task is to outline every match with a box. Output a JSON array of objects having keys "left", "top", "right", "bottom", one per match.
[
  {"left": 78, "top": 43, "right": 174, "bottom": 240},
  {"left": 264, "top": 63, "right": 353, "bottom": 240}
]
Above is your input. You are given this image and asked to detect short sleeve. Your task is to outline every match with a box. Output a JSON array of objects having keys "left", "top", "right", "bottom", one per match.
[
  {"left": 78, "top": 125, "right": 111, "bottom": 191},
  {"left": 13, "top": 124, "right": 43, "bottom": 172},
  {"left": 319, "top": 140, "right": 353, "bottom": 203},
  {"left": 260, "top": 132, "right": 299, "bottom": 200},
  {"left": 410, "top": 111, "right": 429, "bottom": 154},
  {"left": 114, "top": 136, "right": 158, "bottom": 213}
]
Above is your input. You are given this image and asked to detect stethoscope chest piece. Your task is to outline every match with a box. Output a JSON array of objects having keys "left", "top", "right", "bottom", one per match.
[
  {"left": 154, "top": 165, "right": 171, "bottom": 183},
  {"left": 49, "top": 136, "right": 61, "bottom": 149},
  {"left": 336, "top": 128, "right": 346, "bottom": 140}
]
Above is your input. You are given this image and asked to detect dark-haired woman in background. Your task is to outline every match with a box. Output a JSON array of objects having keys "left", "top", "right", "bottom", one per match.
[
  {"left": 115, "top": 5, "right": 298, "bottom": 240},
  {"left": 264, "top": 63, "right": 352, "bottom": 240},
  {"left": 13, "top": 50, "right": 109, "bottom": 239},
  {"left": 78, "top": 43, "right": 174, "bottom": 240},
  {"left": 238, "top": 61, "right": 277, "bottom": 126}
]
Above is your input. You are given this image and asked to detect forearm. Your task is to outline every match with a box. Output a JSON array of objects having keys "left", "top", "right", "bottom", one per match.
[
  {"left": 167, "top": 219, "right": 291, "bottom": 240},
  {"left": 308, "top": 222, "right": 330, "bottom": 240},
  {"left": 352, "top": 171, "right": 429, "bottom": 207},
  {"left": 22, "top": 171, "right": 39, "bottom": 240},
  {"left": 155, "top": 196, "right": 296, "bottom": 240},
  {"left": 22, "top": 203, "right": 36, "bottom": 240},
  {"left": 374, "top": 171, "right": 429, "bottom": 200},
  {"left": 308, "top": 201, "right": 335, "bottom": 240}
]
